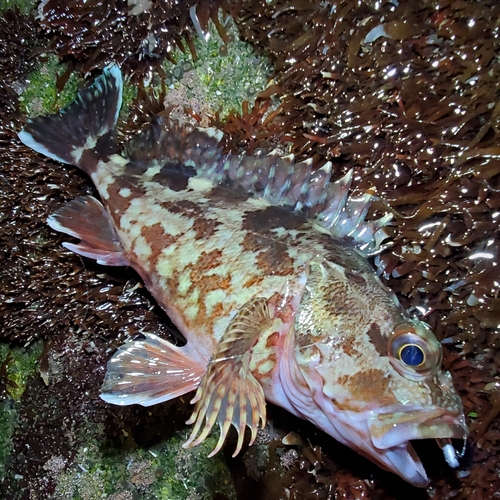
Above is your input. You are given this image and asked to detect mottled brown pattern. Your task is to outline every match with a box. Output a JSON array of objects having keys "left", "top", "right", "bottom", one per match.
[
  {"left": 295, "top": 330, "right": 316, "bottom": 347},
  {"left": 187, "top": 272, "right": 232, "bottom": 329},
  {"left": 266, "top": 331, "right": 279, "bottom": 349},
  {"left": 341, "top": 342, "right": 360, "bottom": 357},
  {"left": 190, "top": 272, "right": 231, "bottom": 294},
  {"left": 161, "top": 271, "right": 193, "bottom": 330},
  {"left": 268, "top": 292, "right": 295, "bottom": 324},
  {"left": 191, "top": 216, "right": 221, "bottom": 240},
  {"left": 211, "top": 302, "right": 224, "bottom": 319},
  {"left": 79, "top": 149, "right": 100, "bottom": 174},
  {"left": 160, "top": 199, "right": 203, "bottom": 217},
  {"left": 166, "top": 272, "right": 180, "bottom": 295},
  {"left": 209, "top": 184, "right": 250, "bottom": 204},
  {"left": 106, "top": 177, "right": 147, "bottom": 213},
  {"left": 243, "top": 275, "right": 264, "bottom": 288},
  {"left": 324, "top": 281, "right": 349, "bottom": 310},
  {"left": 193, "top": 249, "right": 223, "bottom": 272},
  {"left": 256, "top": 353, "right": 277, "bottom": 374},
  {"left": 296, "top": 332, "right": 314, "bottom": 348},
  {"left": 344, "top": 370, "right": 393, "bottom": 404},
  {"left": 125, "top": 161, "right": 148, "bottom": 175},
  {"left": 242, "top": 205, "right": 306, "bottom": 233},
  {"left": 241, "top": 231, "right": 267, "bottom": 253},
  {"left": 344, "top": 269, "right": 367, "bottom": 287},
  {"left": 160, "top": 198, "right": 221, "bottom": 238},
  {"left": 93, "top": 130, "right": 117, "bottom": 162},
  {"left": 151, "top": 162, "right": 196, "bottom": 192},
  {"left": 140, "top": 223, "right": 177, "bottom": 264},
  {"left": 366, "top": 323, "right": 389, "bottom": 357},
  {"left": 242, "top": 232, "right": 295, "bottom": 277},
  {"left": 257, "top": 245, "right": 295, "bottom": 276}
]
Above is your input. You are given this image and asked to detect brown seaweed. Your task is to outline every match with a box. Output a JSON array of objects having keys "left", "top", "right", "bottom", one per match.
[{"left": 38, "top": 0, "right": 235, "bottom": 78}]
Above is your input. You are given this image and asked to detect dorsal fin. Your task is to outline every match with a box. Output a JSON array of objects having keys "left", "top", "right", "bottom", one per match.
[{"left": 123, "top": 116, "right": 392, "bottom": 255}]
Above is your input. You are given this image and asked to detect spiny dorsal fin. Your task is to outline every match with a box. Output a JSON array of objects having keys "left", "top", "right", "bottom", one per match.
[{"left": 123, "top": 116, "right": 391, "bottom": 255}]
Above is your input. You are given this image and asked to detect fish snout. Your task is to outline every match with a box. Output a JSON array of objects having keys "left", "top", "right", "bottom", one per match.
[{"left": 368, "top": 408, "right": 468, "bottom": 450}]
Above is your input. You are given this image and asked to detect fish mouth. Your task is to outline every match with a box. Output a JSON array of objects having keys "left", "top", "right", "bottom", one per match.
[{"left": 366, "top": 408, "right": 468, "bottom": 487}]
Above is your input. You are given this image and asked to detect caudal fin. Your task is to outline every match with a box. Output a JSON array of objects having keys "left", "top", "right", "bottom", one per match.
[{"left": 18, "top": 64, "right": 123, "bottom": 175}]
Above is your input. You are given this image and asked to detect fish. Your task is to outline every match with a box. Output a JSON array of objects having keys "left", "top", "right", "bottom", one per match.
[{"left": 18, "top": 65, "right": 468, "bottom": 487}]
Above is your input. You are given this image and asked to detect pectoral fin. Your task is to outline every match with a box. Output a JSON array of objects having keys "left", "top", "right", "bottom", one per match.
[
  {"left": 182, "top": 298, "right": 271, "bottom": 457},
  {"left": 100, "top": 333, "right": 207, "bottom": 406}
]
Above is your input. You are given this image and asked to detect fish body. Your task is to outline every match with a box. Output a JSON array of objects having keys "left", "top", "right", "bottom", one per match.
[{"left": 19, "top": 66, "right": 468, "bottom": 486}]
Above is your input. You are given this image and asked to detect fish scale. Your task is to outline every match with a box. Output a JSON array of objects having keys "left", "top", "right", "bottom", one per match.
[{"left": 18, "top": 64, "right": 468, "bottom": 487}]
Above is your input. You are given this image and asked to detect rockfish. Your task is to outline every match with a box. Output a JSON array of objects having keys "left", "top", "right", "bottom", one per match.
[{"left": 19, "top": 65, "right": 468, "bottom": 486}]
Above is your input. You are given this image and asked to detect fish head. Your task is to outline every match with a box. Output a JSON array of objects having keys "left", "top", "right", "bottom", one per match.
[{"left": 281, "top": 258, "right": 468, "bottom": 487}]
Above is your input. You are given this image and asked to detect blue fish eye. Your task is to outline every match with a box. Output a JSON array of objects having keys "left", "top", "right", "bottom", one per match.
[{"left": 399, "top": 344, "right": 425, "bottom": 367}]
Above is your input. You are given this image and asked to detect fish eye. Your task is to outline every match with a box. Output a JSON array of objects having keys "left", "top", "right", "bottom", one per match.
[
  {"left": 399, "top": 343, "right": 425, "bottom": 367},
  {"left": 388, "top": 322, "right": 442, "bottom": 380}
]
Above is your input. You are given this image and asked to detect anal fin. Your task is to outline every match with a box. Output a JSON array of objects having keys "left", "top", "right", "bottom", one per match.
[
  {"left": 183, "top": 298, "right": 271, "bottom": 457},
  {"left": 48, "top": 196, "right": 127, "bottom": 266},
  {"left": 100, "top": 333, "right": 207, "bottom": 406}
]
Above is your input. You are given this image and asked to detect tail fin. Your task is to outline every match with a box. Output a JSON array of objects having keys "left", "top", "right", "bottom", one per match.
[{"left": 18, "top": 64, "right": 123, "bottom": 175}]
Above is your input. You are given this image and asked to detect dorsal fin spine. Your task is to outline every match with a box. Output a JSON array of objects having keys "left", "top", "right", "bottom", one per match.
[
  {"left": 313, "top": 170, "right": 353, "bottom": 230},
  {"left": 306, "top": 161, "right": 333, "bottom": 208}
]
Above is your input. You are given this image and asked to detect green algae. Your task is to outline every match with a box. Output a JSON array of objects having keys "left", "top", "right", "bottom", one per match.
[
  {"left": 0, "top": 0, "right": 36, "bottom": 15},
  {"left": 162, "top": 18, "right": 271, "bottom": 118},
  {"left": 0, "top": 401, "right": 17, "bottom": 482},
  {"left": 51, "top": 426, "right": 236, "bottom": 499},
  {"left": 52, "top": 438, "right": 129, "bottom": 500},
  {"left": 18, "top": 55, "right": 137, "bottom": 120},
  {"left": 0, "top": 341, "right": 43, "bottom": 401},
  {"left": 18, "top": 55, "right": 83, "bottom": 116},
  {"left": 120, "top": 79, "right": 138, "bottom": 119},
  {"left": 152, "top": 429, "right": 236, "bottom": 500},
  {"left": 0, "top": 341, "right": 43, "bottom": 481}
]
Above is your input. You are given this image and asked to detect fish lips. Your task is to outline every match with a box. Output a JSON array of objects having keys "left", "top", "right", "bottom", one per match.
[
  {"left": 366, "top": 408, "right": 468, "bottom": 486},
  {"left": 368, "top": 408, "right": 468, "bottom": 449}
]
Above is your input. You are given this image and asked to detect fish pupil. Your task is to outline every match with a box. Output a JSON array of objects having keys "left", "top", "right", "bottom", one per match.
[{"left": 400, "top": 344, "right": 425, "bottom": 366}]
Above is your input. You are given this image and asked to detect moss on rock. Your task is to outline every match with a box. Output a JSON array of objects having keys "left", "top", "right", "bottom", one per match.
[
  {"left": 50, "top": 425, "right": 236, "bottom": 499},
  {"left": 0, "top": 0, "right": 36, "bottom": 15},
  {"left": 162, "top": 17, "right": 271, "bottom": 119},
  {"left": 0, "top": 341, "right": 43, "bottom": 481}
]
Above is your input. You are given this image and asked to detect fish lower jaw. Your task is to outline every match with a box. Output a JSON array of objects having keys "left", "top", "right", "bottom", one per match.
[
  {"left": 379, "top": 442, "right": 429, "bottom": 487},
  {"left": 365, "top": 410, "right": 468, "bottom": 486}
]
